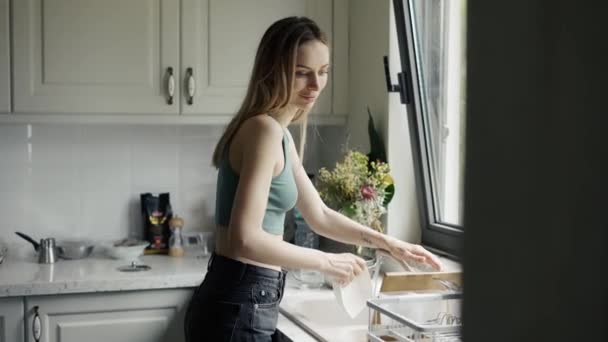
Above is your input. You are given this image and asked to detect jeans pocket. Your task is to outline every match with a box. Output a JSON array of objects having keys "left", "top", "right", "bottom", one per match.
[
  {"left": 186, "top": 298, "right": 242, "bottom": 342},
  {"left": 251, "top": 284, "right": 280, "bottom": 335},
  {"left": 215, "top": 301, "right": 243, "bottom": 342},
  {"left": 252, "top": 303, "right": 279, "bottom": 336},
  {"left": 252, "top": 283, "right": 281, "bottom": 308}
]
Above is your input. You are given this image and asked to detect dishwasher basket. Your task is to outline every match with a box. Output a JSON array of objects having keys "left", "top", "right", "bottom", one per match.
[{"left": 367, "top": 291, "right": 462, "bottom": 342}]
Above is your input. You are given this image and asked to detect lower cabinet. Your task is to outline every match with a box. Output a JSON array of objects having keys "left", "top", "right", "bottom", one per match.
[
  {"left": 3, "top": 288, "right": 195, "bottom": 342},
  {"left": 0, "top": 297, "right": 25, "bottom": 342}
]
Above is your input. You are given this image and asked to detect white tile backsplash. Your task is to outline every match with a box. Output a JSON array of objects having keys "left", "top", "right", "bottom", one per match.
[
  {"left": 0, "top": 123, "right": 347, "bottom": 249},
  {"left": 0, "top": 124, "right": 225, "bottom": 245}
]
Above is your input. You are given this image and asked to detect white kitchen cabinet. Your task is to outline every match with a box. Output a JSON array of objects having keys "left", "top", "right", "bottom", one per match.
[
  {"left": 24, "top": 289, "right": 193, "bottom": 342},
  {"left": 10, "top": 0, "right": 348, "bottom": 120},
  {"left": 0, "top": 297, "right": 25, "bottom": 342},
  {"left": 0, "top": 0, "right": 9, "bottom": 113},
  {"left": 12, "top": 0, "right": 181, "bottom": 114},
  {"left": 180, "top": 0, "right": 348, "bottom": 117}
]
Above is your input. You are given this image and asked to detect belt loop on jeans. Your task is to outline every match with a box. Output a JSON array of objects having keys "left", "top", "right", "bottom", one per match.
[
  {"left": 207, "top": 252, "right": 215, "bottom": 271},
  {"left": 237, "top": 262, "right": 247, "bottom": 282}
]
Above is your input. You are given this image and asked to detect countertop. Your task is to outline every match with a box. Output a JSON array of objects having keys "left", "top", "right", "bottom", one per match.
[
  {"left": 0, "top": 251, "right": 317, "bottom": 341},
  {"left": 0, "top": 250, "right": 460, "bottom": 342},
  {"left": 0, "top": 252, "right": 208, "bottom": 297}
]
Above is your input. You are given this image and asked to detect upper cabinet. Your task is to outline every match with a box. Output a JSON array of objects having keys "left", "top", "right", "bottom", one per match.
[
  {"left": 180, "top": 0, "right": 340, "bottom": 117},
  {"left": 12, "top": 0, "right": 180, "bottom": 114},
  {"left": 10, "top": 0, "right": 348, "bottom": 119},
  {"left": 0, "top": 0, "right": 10, "bottom": 113}
]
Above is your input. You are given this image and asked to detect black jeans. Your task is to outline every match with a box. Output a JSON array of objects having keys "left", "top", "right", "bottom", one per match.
[{"left": 184, "top": 253, "right": 287, "bottom": 342}]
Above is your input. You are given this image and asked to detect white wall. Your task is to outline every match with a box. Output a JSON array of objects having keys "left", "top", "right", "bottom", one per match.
[
  {"left": 386, "top": 3, "right": 421, "bottom": 244},
  {"left": 0, "top": 124, "right": 222, "bottom": 246},
  {"left": 348, "top": 0, "right": 421, "bottom": 243},
  {"left": 0, "top": 122, "right": 344, "bottom": 252},
  {"left": 346, "top": 0, "right": 389, "bottom": 153}
]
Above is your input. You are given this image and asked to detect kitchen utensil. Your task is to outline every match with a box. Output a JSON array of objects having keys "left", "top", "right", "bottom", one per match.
[
  {"left": 102, "top": 239, "right": 149, "bottom": 260},
  {"left": 56, "top": 240, "right": 95, "bottom": 259},
  {"left": 380, "top": 271, "right": 462, "bottom": 293},
  {"left": 333, "top": 265, "right": 373, "bottom": 319},
  {"left": 38, "top": 238, "right": 58, "bottom": 264},
  {"left": 15, "top": 231, "right": 57, "bottom": 263},
  {"left": 15, "top": 232, "right": 95, "bottom": 260}
]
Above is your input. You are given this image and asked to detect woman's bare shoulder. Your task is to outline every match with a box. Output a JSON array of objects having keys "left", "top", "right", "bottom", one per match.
[{"left": 236, "top": 115, "right": 284, "bottom": 145}]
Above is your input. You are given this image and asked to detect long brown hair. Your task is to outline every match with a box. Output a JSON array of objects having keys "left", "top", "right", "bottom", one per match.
[{"left": 212, "top": 16, "right": 329, "bottom": 167}]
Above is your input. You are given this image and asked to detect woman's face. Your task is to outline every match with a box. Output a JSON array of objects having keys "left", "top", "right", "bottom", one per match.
[{"left": 290, "top": 40, "right": 330, "bottom": 110}]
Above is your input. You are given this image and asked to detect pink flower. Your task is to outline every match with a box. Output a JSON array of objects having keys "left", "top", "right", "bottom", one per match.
[{"left": 360, "top": 185, "right": 377, "bottom": 200}]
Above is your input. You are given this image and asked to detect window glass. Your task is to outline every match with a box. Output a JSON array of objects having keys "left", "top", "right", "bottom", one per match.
[{"left": 392, "top": 0, "right": 467, "bottom": 255}]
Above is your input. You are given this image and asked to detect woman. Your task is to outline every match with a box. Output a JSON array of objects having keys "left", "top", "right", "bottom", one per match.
[{"left": 184, "top": 16, "right": 442, "bottom": 341}]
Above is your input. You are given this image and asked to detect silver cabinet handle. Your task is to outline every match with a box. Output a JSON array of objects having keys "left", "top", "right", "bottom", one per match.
[
  {"left": 33, "top": 306, "right": 41, "bottom": 342},
  {"left": 166, "top": 67, "right": 175, "bottom": 105},
  {"left": 186, "top": 67, "right": 195, "bottom": 105}
]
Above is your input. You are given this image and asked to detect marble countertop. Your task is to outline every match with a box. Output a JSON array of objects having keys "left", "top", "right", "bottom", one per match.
[
  {"left": 0, "top": 249, "right": 461, "bottom": 341},
  {"left": 0, "top": 252, "right": 208, "bottom": 297},
  {"left": 0, "top": 252, "right": 318, "bottom": 341}
]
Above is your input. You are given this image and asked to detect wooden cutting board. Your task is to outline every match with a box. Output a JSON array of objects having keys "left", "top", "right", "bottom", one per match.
[{"left": 380, "top": 271, "right": 462, "bottom": 292}]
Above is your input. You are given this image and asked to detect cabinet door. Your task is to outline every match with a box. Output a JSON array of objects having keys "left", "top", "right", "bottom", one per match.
[
  {"left": 181, "top": 0, "right": 335, "bottom": 116},
  {"left": 0, "top": 0, "right": 9, "bottom": 113},
  {"left": 0, "top": 297, "right": 25, "bottom": 342},
  {"left": 12, "top": 0, "right": 180, "bottom": 114},
  {"left": 25, "top": 289, "right": 193, "bottom": 342}
]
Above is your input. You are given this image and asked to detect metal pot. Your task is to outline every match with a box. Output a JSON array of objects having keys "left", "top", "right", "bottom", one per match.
[
  {"left": 15, "top": 232, "right": 95, "bottom": 261},
  {"left": 56, "top": 240, "right": 95, "bottom": 259}
]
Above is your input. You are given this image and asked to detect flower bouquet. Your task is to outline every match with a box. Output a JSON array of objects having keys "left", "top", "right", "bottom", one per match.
[
  {"left": 316, "top": 108, "right": 394, "bottom": 258},
  {"left": 317, "top": 150, "right": 394, "bottom": 233}
]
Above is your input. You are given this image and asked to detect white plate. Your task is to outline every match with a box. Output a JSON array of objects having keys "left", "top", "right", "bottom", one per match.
[{"left": 333, "top": 266, "right": 373, "bottom": 319}]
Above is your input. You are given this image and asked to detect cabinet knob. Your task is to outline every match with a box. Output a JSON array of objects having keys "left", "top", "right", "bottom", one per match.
[
  {"left": 33, "top": 306, "right": 41, "bottom": 342},
  {"left": 186, "top": 67, "right": 195, "bottom": 105},
  {"left": 166, "top": 67, "right": 175, "bottom": 105}
]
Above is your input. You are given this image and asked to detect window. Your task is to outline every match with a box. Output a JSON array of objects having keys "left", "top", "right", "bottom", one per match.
[{"left": 391, "top": 0, "right": 466, "bottom": 257}]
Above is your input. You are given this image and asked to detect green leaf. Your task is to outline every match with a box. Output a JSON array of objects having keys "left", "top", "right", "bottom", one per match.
[
  {"left": 340, "top": 203, "right": 357, "bottom": 218},
  {"left": 383, "top": 184, "right": 395, "bottom": 207},
  {"left": 366, "top": 106, "right": 387, "bottom": 167}
]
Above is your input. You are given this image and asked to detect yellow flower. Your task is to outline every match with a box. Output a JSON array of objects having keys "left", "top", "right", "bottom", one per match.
[{"left": 382, "top": 174, "right": 394, "bottom": 186}]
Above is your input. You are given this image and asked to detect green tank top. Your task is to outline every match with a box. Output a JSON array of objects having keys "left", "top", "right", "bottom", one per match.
[{"left": 214, "top": 130, "right": 298, "bottom": 235}]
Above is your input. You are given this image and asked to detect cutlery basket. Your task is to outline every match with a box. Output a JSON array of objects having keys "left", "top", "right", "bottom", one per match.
[{"left": 367, "top": 291, "right": 462, "bottom": 342}]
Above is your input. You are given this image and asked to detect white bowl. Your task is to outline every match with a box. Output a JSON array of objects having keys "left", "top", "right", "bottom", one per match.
[
  {"left": 102, "top": 240, "right": 149, "bottom": 260},
  {"left": 332, "top": 266, "right": 373, "bottom": 319}
]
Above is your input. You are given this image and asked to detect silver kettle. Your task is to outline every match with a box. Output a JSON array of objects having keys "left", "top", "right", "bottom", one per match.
[
  {"left": 38, "top": 238, "right": 57, "bottom": 264},
  {"left": 15, "top": 232, "right": 58, "bottom": 264}
]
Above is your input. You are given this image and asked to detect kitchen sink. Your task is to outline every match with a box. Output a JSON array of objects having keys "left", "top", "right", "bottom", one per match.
[{"left": 280, "top": 287, "right": 369, "bottom": 342}]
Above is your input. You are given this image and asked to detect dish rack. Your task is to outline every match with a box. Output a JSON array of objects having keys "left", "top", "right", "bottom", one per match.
[{"left": 367, "top": 291, "right": 462, "bottom": 342}]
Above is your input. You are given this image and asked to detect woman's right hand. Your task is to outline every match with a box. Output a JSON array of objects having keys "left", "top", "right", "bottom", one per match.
[{"left": 319, "top": 252, "right": 367, "bottom": 287}]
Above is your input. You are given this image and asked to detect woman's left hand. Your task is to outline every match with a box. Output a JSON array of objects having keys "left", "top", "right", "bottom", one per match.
[{"left": 385, "top": 237, "right": 443, "bottom": 271}]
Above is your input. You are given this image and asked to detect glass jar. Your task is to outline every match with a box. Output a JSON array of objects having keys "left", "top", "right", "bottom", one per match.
[{"left": 168, "top": 216, "right": 185, "bottom": 257}]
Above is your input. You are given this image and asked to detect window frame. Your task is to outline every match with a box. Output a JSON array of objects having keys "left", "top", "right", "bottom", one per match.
[{"left": 391, "top": 0, "right": 464, "bottom": 258}]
